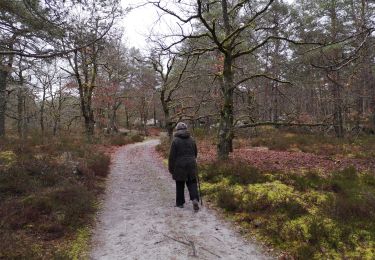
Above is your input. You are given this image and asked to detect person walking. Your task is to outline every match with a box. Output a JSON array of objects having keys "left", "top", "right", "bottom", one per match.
[{"left": 168, "top": 122, "right": 200, "bottom": 211}]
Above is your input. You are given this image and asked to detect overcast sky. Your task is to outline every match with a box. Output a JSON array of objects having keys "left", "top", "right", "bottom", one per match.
[
  {"left": 121, "top": 0, "right": 295, "bottom": 51},
  {"left": 121, "top": 0, "right": 162, "bottom": 51}
]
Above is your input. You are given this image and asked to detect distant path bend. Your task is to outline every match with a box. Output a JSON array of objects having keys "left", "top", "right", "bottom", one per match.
[{"left": 90, "top": 139, "right": 271, "bottom": 260}]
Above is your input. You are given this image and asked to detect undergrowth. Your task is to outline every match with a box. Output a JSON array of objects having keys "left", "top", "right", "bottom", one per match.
[
  {"left": 105, "top": 132, "right": 144, "bottom": 146},
  {"left": 0, "top": 134, "right": 112, "bottom": 259},
  {"left": 200, "top": 162, "right": 375, "bottom": 259},
  {"left": 247, "top": 129, "right": 375, "bottom": 158}
]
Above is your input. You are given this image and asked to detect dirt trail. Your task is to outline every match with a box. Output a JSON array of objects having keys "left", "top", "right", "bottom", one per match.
[{"left": 90, "top": 139, "right": 271, "bottom": 260}]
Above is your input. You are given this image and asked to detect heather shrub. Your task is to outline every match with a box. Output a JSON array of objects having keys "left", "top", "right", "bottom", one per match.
[
  {"left": 200, "top": 161, "right": 266, "bottom": 184},
  {"left": 201, "top": 161, "right": 375, "bottom": 259},
  {"left": 0, "top": 136, "right": 111, "bottom": 258},
  {"left": 106, "top": 133, "right": 143, "bottom": 146},
  {"left": 130, "top": 133, "right": 144, "bottom": 142},
  {"left": 85, "top": 151, "right": 111, "bottom": 177}
]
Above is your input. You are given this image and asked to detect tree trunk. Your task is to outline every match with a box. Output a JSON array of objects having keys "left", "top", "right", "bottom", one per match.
[
  {"left": 17, "top": 86, "right": 25, "bottom": 138},
  {"left": 331, "top": 78, "right": 344, "bottom": 138},
  {"left": 108, "top": 103, "right": 119, "bottom": 134},
  {"left": 125, "top": 107, "right": 130, "bottom": 129},
  {"left": 217, "top": 54, "right": 234, "bottom": 159},
  {"left": 53, "top": 86, "right": 63, "bottom": 136},
  {"left": 71, "top": 48, "right": 98, "bottom": 141},
  {"left": 371, "top": 79, "right": 375, "bottom": 130},
  {"left": 40, "top": 85, "right": 46, "bottom": 137},
  {"left": 153, "top": 102, "right": 156, "bottom": 126},
  {"left": 161, "top": 87, "right": 174, "bottom": 140},
  {"left": 84, "top": 111, "right": 95, "bottom": 138},
  {"left": 164, "top": 109, "right": 174, "bottom": 139},
  {"left": 0, "top": 69, "right": 8, "bottom": 137},
  {"left": 166, "top": 119, "right": 174, "bottom": 140}
]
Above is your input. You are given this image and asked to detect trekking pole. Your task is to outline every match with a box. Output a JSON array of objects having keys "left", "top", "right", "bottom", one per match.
[{"left": 196, "top": 170, "right": 203, "bottom": 206}]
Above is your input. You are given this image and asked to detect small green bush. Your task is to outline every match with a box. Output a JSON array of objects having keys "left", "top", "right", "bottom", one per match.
[{"left": 243, "top": 181, "right": 306, "bottom": 216}]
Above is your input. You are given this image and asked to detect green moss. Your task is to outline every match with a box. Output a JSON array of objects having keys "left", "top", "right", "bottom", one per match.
[
  {"left": 0, "top": 151, "right": 17, "bottom": 168},
  {"left": 68, "top": 227, "right": 90, "bottom": 260},
  {"left": 243, "top": 181, "right": 306, "bottom": 217},
  {"left": 201, "top": 161, "right": 375, "bottom": 259}
]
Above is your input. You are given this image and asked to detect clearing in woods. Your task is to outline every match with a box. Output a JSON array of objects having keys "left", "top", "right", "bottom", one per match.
[{"left": 90, "top": 139, "right": 271, "bottom": 260}]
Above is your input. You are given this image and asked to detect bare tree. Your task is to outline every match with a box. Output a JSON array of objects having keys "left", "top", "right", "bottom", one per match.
[{"left": 149, "top": 50, "right": 192, "bottom": 138}]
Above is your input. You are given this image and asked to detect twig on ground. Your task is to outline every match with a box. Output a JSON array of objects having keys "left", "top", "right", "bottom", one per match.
[
  {"left": 199, "top": 246, "right": 222, "bottom": 258},
  {"left": 184, "top": 234, "right": 198, "bottom": 257},
  {"left": 151, "top": 229, "right": 190, "bottom": 246},
  {"left": 151, "top": 229, "right": 222, "bottom": 258},
  {"left": 212, "top": 236, "right": 222, "bottom": 242},
  {"left": 189, "top": 240, "right": 197, "bottom": 257}
]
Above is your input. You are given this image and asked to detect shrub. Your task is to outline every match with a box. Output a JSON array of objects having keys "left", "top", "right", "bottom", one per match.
[
  {"left": 50, "top": 185, "right": 96, "bottom": 227},
  {"left": 243, "top": 181, "right": 306, "bottom": 217},
  {"left": 200, "top": 154, "right": 375, "bottom": 259},
  {"left": 85, "top": 151, "right": 111, "bottom": 177},
  {"left": 156, "top": 136, "right": 170, "bottom": 158},
  {"left": 108, "top": 135, "right": 131, "bottom": 146},
  {"left": 281, "top": 215, "right": 345, "bottom": 258},
  {"left": 106, "top": 133, "right": 143, "bottom": 146},
  {"left": 216, "top": 187, "right": 238, "bottom": 211},
  {"left": 280, "top": 170, "right": 325, "bottom": 192},
  {"left": 130, "top": 133, "right": 144, "bottom": 143},
  {"left": 200, "top": 161, "right": 267, "bottom": 185},
  {"left": 325, "top": 167, "right": 375, "bottom": 220},
  {"left": 215, "top": 181, "right": 244, "bottom": 211},
  {"left": 0, "top": 150, "right": 17, "bottom": 169},
  {"left": 0, "top": 136, "right": 110, "bottom": 259}
]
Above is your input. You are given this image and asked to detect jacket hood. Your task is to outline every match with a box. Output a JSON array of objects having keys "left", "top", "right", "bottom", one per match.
[{"left": 174, "top": 129, "right": 190, "bottom": 139}]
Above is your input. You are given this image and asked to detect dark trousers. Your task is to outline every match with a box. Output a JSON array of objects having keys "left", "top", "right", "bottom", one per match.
[{"left": 175, "top": 178, "right": 199, "bottom": 206}]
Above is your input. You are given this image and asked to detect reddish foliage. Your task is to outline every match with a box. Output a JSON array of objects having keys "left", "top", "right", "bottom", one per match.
[
  {"left": 94, "top": 144, "right": 119, "bottom": 157},
  {"left": 147, "top": 127, "right": 161, "bottom": 136},
  {"left": 197, "top": 140, "right": 375, "bottom": 173}
]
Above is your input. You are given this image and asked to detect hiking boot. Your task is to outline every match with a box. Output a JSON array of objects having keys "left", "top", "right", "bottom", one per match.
[
  {"left": 192, "top": 199, "right": 199, "bottom": 211},
  {"left": 176, "top": 204, "right": 184, "bottom": 208}
]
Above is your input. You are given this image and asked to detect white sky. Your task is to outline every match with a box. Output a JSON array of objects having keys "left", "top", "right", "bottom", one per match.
[
  {"left": 121, "top": 0, "right": 296, "bottom": 51},
  {"left": 121, "top": 0, "right": 168, "bottom": 51}
]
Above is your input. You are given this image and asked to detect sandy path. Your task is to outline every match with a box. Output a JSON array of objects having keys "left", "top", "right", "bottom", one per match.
[{"left": 90, "top": 139, "right": 271, "bottom": 260}]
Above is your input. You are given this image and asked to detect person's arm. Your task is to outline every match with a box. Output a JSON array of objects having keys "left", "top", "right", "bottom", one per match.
[
  {"left": 168, "top": 141, "right": 176, "bottom": 174},
  {"left": 193, "top": 140, "right": 198, "bottom": 158}
]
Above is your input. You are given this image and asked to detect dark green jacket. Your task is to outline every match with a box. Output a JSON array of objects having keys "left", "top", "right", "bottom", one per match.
[{"left": 168, "top": 130, "right": 198, "bottom": 181}]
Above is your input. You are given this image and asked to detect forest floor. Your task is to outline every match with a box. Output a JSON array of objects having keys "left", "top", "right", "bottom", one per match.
[
  {"left": 154, "top": 128, "right": 375, "bottom": 174},
  {"left": 90, "top": 139, "right": 272, "bottom": 260},
  {"left": 199, "top": 141, "right": 375, "bottom": 172}
]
